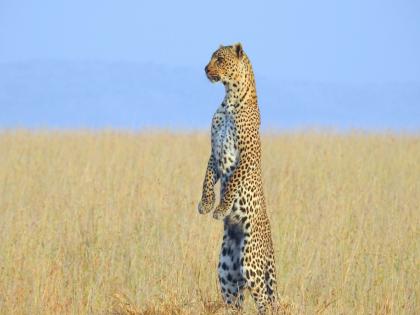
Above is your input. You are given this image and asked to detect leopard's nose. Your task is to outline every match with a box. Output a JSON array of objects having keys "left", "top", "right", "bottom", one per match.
[{"left": 205, "top": 65, "right": 208, "bottom": 73}]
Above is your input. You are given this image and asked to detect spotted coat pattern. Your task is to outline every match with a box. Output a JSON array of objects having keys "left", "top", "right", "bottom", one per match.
[{"left": 198, "top": 43, "right": 277, "bottom": 314}]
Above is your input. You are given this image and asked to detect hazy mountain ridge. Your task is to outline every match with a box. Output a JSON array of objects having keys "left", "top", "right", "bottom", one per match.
[{"left": 1, "top": 61, "right": 419, "bottom": 130}]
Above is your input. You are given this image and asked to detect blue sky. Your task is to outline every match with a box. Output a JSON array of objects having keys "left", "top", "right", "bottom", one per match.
[{"left": 0, "top": 1, "right": 419, "bottom": 130}]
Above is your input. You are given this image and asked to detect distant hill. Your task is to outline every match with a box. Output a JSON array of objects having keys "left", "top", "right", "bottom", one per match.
[{"left": 1, "top": 61, "right": 419, "bottom": 131}]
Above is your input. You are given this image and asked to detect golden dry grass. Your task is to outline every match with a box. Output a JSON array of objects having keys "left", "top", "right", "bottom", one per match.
[{"left": 0, "top": 131, "right": 419, "bottom": 315}]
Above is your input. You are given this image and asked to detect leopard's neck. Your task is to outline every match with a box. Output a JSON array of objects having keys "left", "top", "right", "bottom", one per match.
[
  {"left": 224, "top": 82, "right": 256, "bottom": 109},
  {"left": 222, "top": 68, "right": 257, "bottom": 112}
]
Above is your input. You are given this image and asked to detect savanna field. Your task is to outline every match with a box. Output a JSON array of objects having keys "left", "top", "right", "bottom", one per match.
[{"left": 0, "top": 131, "right": 419, "bottom": 315}]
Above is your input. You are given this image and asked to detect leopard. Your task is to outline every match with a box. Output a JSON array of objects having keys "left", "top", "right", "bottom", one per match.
[{"left": 198, "top": 43, "right": 278, "bottom": 314}]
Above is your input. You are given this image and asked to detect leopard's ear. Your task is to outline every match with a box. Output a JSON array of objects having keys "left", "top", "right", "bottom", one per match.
[
  {"left": 219, "top": 44, "right": 224, "bottom": 49},
  {"left": 233, "top": 42, "right": 243, "bottom": 58}
]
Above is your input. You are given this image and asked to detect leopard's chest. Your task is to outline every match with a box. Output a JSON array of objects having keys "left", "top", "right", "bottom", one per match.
[{"left": 211, "top": 111, "right": 239, "bottom": 178}]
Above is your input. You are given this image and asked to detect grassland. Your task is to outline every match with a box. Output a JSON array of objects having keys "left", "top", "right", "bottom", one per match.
[{"left": 0, "top": 131, "right": 418, "bottom": 314}]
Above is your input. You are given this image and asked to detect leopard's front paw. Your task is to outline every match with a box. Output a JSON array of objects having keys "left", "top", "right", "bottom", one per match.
[
  {"left": 212, "top": 204, "right": 228, "bottom": 220},
  {"left": 198, "top": 190, "right": 215, "bottom": 215},
  {"left": 198, "top": 199, "right": 213, "bottom": 214}
]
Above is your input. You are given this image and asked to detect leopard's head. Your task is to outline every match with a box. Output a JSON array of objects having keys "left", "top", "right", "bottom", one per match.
[{"left": 205, "top": 43, "right": 247, "bottom": 85}]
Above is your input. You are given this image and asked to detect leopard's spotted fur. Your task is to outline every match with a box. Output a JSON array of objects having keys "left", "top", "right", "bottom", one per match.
[{"left": 198, "top": 43, "right": 277, "bottom": 314}]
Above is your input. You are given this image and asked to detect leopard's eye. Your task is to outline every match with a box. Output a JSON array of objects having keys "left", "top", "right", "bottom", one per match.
[{"left": 216, "top": 56, "right": 224, "bottom": 64}]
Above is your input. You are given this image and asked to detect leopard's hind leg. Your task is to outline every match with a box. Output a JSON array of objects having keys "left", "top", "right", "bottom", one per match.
[{"left": 218, "top": 225, "right": 246, "bottom": 310}]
